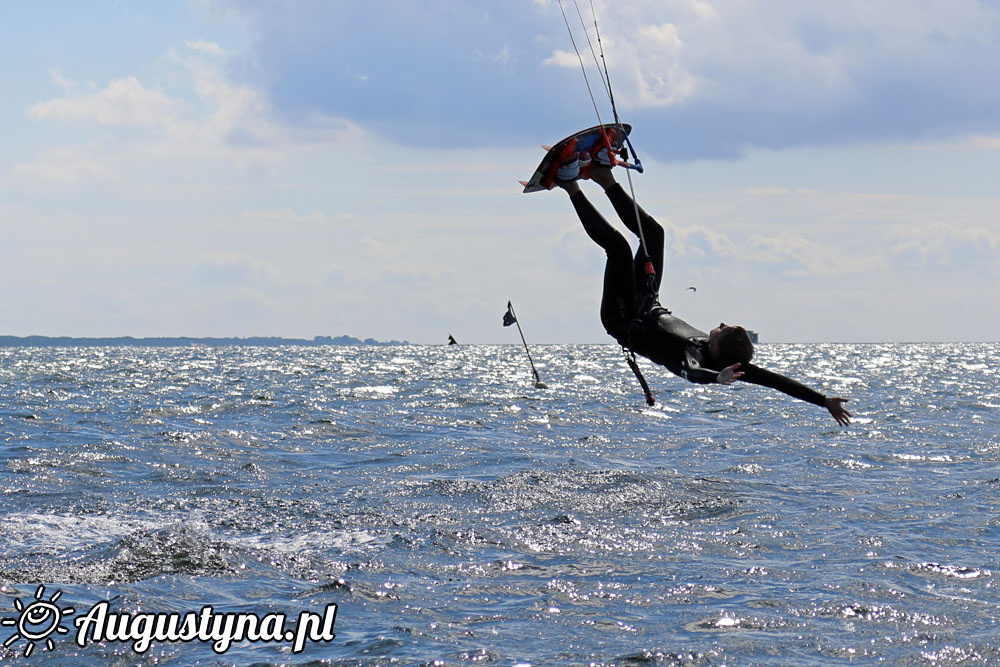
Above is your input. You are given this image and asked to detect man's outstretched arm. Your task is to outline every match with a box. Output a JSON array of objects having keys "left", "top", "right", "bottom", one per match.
[{"left": 741, "top": 364, "right": 851, "bottom": 425}]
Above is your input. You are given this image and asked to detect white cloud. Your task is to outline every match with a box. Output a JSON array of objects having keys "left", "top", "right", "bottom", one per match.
[
  {"left": 30, "top": 75, "right": 174, "bottom": 126},
  {"left": 12, "top": 143, "right": 117, "bottom": 184},
  {"left": 541, "top": 7, "right": 700, "bottom": 108},
  {"left": 683, "top": 0, "right": 717, "bottom": 23},
  {"left": 187, "top": 39, "right": 224, "bottom": 56},
  {"left": 194, "top": 251, "right": 271, "bottom": 286},
  {"left": 671, "top": 224, "right": 739, "bottom": 260},
  {"left": 16, "top": 48, "right": 366, "bottom": 184},
  {"left": 745, "top": 232, "right": 849, "bottom": 278},
  {"left": 489, "top": 44, "right": 515, "bottom": 66},
  {"left": 601, "top": 0, "right": 997, "bottom": 106},
  {"left": 542, "top": 49, "right": 582, "bottom": 69},
  {"left": 200, "top": 0, "right": 1000, "bottom": 160},
  {"left": 970, "top": 136, "right": 1000, "bottom": 150},
  {"left": 888, "top": 223, "right": 999, "bottom": 271},
  {"left": 48, "top": 69, "right": 77, "bottom": 93}
]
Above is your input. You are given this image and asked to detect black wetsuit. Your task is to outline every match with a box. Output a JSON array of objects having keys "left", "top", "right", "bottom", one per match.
[{"left": 570, "top": 184, "right": 827, "bottom": 408}]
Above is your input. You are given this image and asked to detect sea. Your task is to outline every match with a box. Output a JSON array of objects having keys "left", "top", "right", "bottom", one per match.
[{"left": 0, "top": 342, "right": 997, "bottom": 665}]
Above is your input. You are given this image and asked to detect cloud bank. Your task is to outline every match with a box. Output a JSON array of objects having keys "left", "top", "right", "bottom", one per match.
[{"left": 216, "top": 0, "right": 1000, "bottom": 160}]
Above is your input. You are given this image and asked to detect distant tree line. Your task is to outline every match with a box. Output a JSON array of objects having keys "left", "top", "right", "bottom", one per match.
[{"left": 0, "top": 335, "right": 409, "bottom": 348}]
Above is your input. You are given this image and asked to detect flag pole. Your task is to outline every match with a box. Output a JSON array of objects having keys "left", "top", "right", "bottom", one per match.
[{"left": 504, "top": 301, "right": 547, "bottom": 388}]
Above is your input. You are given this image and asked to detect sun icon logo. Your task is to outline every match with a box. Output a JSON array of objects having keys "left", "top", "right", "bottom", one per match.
[{"left": 1, "top": 585, "right": 76, "bottom": 657}]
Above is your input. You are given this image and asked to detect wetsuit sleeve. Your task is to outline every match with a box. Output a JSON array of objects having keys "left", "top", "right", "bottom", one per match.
[
  {"left": 740, "top": 364, "right": 826, "bottom": 407},
  {"left": 679, "top": 353, "right": 721, "bottom": 385}
]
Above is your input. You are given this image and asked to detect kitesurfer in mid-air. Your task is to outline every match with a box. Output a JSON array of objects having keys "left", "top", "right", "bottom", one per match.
[{"left": 553, "top": 157, "right": 851, "bottom": 425}]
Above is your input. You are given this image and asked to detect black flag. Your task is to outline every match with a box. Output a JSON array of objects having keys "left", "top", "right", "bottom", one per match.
[
  {"left": 501, "top": 300, "right": 546, "bottom": 388},
  {"left": 502, "top": 302, "right": 517, "bottom": 327}
]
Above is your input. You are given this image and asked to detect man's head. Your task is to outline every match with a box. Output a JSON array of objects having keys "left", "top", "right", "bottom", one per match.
[{"left": 708, "top": 323, "right": 755, "bottom": 368}]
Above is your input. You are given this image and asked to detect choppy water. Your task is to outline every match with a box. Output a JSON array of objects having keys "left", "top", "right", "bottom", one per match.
[{"left": 1, "top": 343, "right": 998, "bottom": 665}]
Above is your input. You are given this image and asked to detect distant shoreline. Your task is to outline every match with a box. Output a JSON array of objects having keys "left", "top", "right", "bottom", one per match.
[{"left": 0, "top": 335, "right": 409, "bottom": 348}]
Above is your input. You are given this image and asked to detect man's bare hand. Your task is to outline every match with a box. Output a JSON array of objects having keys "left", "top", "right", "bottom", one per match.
[
  {"left": 826, "top": 397, "right": 851, "bottom": 426},
  {"left": 718, "top": 363, "right": 744, "bottom": 385}
]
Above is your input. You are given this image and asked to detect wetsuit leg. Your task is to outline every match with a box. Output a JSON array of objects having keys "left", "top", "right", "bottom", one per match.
[
  {"left": 604, "top": 184, "right": 665, "bottom": 295},
  {"left": 569, "top": 190, "right": 637, "bottom": 334}
]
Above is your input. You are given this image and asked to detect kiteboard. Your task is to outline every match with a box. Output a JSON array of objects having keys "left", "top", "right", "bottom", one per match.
[{"left": 520, "top": 123, "right": 633, "bottom": 193}]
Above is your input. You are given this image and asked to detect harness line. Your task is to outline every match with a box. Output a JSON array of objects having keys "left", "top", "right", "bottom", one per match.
[
  {"left": 584, "top": 1, "right": 650, "bottom": 275},
  {"left": 556, "top": 0, "right": 607, "bottom": 129}
]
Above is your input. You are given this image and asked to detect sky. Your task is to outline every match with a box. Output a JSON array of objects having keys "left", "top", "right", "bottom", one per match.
[{"left": 1, "top": 0, "right": 999, "bottom": 344}]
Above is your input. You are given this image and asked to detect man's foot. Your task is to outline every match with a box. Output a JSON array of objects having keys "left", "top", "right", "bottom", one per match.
[
  {"left": 556, "top": 145, "right": 616, "bottom": 184},
  {"left": 593, "top": 145, "right": 615, "bottom": 167},
  {"left": 555, "top": 155, "right": 581, "bottom": 181}
]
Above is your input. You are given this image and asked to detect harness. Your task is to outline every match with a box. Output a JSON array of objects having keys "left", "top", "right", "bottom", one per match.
[{"left": 612, "top": 264, "right": 666, "bottom": 406}]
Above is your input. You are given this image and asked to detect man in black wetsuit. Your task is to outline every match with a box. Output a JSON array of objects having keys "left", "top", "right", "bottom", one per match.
[{"left": 555, "top": 162, "right": 851, "bottom": 426}]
